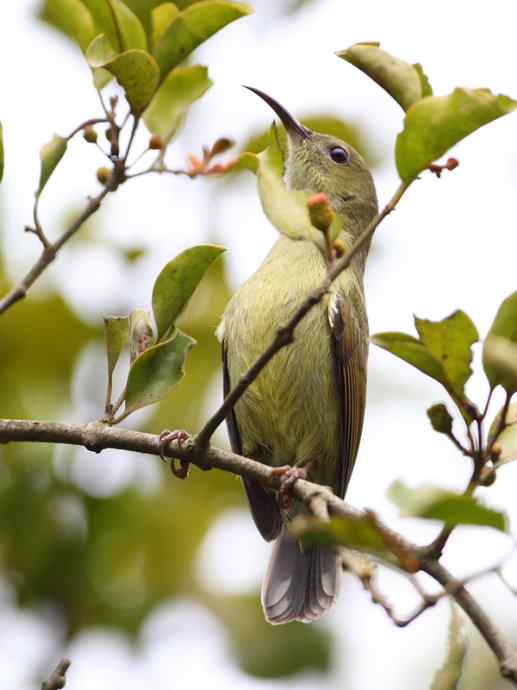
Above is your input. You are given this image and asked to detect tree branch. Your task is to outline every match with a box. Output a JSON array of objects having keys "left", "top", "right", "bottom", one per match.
[
  {"left": 41, "top": 658, "right": 71, "bottom": 690},
  {"left": 1, "top": 416, "right": 517, "bottom": 685},
  {"left": 195, "top": 180, "right": 411, "bottom": 448}
]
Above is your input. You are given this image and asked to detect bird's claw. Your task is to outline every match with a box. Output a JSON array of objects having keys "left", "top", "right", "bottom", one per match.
[
  {"left": 158, "top": 429, "right": 191, "bottom": 479},
  {"left": 271, "top": 465, "right": 309, "bottom": 509}
]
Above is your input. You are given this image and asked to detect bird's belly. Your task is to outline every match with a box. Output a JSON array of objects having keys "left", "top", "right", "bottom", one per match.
[{"left": 224, "top": 247, "right": 340, "bottom": 485}]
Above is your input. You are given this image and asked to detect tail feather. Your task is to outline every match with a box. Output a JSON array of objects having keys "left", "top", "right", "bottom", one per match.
[{"left": 261, "top": 528, "right": 339, "bottom": 624}]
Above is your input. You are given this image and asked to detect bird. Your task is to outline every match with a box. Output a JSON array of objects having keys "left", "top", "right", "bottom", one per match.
[{"left": 217, "top": 87, "right": 378, "bottom": 624}]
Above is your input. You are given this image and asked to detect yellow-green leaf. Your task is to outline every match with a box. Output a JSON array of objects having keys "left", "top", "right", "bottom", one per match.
[
  {"left": 109, "top": 0, "right": 148, "bottom": 50},
  {"left": 129, "top": 308, "right": 155, "bottom": 362},
  {"left": 489, "top": 403, "right": 517, "bottom": 465},
  {"left": 389, "top": 481, "right": 507, "bottom": 532},
  {"left": 39, "top": 0, "right": 96, "bottom": 52},
  {"left": 38, "top": 134, "right": 68, "bottom": 194},
  {"left": 104, "top": 315, "right": 129, "bottom": 386},
  {"left": 372, "top": 310, "right": 478, "bottom": 405},
  {"left": 81, "top": 0, "right": 119, "bottom": 47},
  {"left": 151, "top": 2, "right": 179, "bottom": 47},
  {"left": 0, "top": 122, "right": 3, "bottom": 183},
  {"left": 152, "top": 244, "right": 225, "bottom": 339},
  {"left": 153, "top": 1, "right": 252, "bottom": 78},
  {"left": 483, "top": 337, "right": 517, "bottom": 394},
  {"left": 144, "top": 64, "right": 212, "bottom": 142},
  {"left": 429, "top": 606, "right": 467, "bottom": 690},
  {"left": 87, "top": 39, "right": 160, "bottom": 113},
  {"left": 291, "top": 515, "right": 397, "bottom": 566},
  {"left": 396, "top": 88, "right": 517, "bottom": 183},
  {"left": 337, "top": 42, "right": 432, "bottom": 112},
  {"left": 124, "top": 330, "right": 195, "bottom": 414},
  {"left": 255, "top": 127, "right": 322, "bottom": 244},
  {"left": 415, "top": 311, "right": 478, "bottom": 397},
  {"left": 483, "top": 292, "right": 517, "bottom": 391}
]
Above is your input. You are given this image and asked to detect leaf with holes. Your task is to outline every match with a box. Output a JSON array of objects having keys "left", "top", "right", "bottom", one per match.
[
  {"left": 152, "top": 245, "right": 225, "bottom": 339},
  {"left": 124, "top": 330, "right": 195, "bottom": 414}
]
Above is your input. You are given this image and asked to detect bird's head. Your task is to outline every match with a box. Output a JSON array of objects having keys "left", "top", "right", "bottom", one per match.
[{"left": 245, "top": 86, "right": 378, "bottom": 230}]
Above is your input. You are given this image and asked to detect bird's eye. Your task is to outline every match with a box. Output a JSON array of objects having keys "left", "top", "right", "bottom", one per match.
[{"left": 329, "top": 146, "right": 349, "bottom": 164}]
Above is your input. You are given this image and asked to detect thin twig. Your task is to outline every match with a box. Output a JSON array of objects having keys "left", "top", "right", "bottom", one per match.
[
  {"left": 66, "top": 118, "right": 110, "bottom": 141},
  {"left": 41, "top": 658, "right": 71, "bottom": 690},
  {"left": 195, "top": 181, "right": 410, "bottom": 449},
  {"left": 0, "top": 187, "right": 111, "bottom": 314}
]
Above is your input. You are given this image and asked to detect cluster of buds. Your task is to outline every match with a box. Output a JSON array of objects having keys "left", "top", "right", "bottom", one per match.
[{"left": 185, "top": 138, "right": 237, "bottom": 177}]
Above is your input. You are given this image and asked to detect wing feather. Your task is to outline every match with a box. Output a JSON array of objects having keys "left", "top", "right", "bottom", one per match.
[{"left": 330, "top": 295, "right": 368, "bottom": 499}]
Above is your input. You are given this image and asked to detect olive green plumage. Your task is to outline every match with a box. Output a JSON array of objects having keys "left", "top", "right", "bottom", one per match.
[{"left": 218, "top": 89, "right": 378, "bottom": 624}]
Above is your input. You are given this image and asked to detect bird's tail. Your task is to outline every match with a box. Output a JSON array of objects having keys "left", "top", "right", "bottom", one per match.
[{"left": 261, "top": 527, "right": 339, "bottom": 624}]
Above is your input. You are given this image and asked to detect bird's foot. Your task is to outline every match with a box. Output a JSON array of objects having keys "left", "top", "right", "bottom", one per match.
[
  {"left": 158, "top": 429, "right": 191, "bottom": 479},
  {"left": 271, "top": 463, "right": 313, "bottom": 509}
]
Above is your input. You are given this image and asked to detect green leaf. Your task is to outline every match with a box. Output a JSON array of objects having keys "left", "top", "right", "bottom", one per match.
[
  {"left": 39, "top": 0, "right": 96, "bottom": 52},
  {"left": 110, "top": 0, "right": 148, "bottom": 50},
  {"left": 483, "top": 337, "right": 517, "bottom": 394},
  {"left": 415, "top": 311, "right": 478, "bottom": 397},
  {"left": 0, "top": 122, "right": 3, "bottom": 183},
  {"left": 104, "top": 315, "right": 129, "bottom": 385},
  {"left": 389, "top": 481, "right": 507, "bottom": 532},
  {"left": 86, "top": 32, "right": 117, "bottom": 66},
  {"left": 413, "top": 63, "right": 433, "bottom": 98},
  {"left": 124, "top": 330, "right": 195, "bottom": 414},
  {"left": 151, "top": 2, "right": 179, "bottom": 46},
  {"left": 81, "top": 0, "right": 120, "bottom": 47},
  {"left": 427, "top": 403, "right": 453, "bottom": 436},
  {"left": 38, "top": 134, "right": 68, "bottom": 194},
  {"left": 489, "top": 403, "right": 517, "bottom": 465},
  {"left": 292, "top": 515, "right": 397, "bottom": 565},
  {"left": 87, "top": 39, "right": 160, "bottom": 112},
  {"left": 372, "top": 310, "right": 478, "bottom": 403},
  {"left": 153, "top": 1, "right": 252, "bottom": 78},
  {"left": 396, "top": 88, "right": 517, "bottom": 183},
  {"left": 144, "top": 65, "right": 212, "bottom": 142},
  {"left": 371, "top": 331, "right": 445, "bottom": 383},
  {"left": 429, "top": 605, "right": 467, "bottom": 690},
  {"left": 337, "top": 42, "right": 432, "bottom": 111},
  {"left": 483, "top": 292, "right": 517, "bottom": 390},
  {"left": 255, "top": 127, "right": 322, "bottom": 244},
  {"left": 152, "top": 244, "right": 225, "bottom": 339}
]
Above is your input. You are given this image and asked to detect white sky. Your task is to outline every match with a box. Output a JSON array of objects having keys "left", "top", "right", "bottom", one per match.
[{"left": 1, "top": 1, "right": 517, "bottom": 689}]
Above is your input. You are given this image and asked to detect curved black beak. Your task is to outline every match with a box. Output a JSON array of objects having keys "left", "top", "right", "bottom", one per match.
[{"left": 243, "top": 86, "right": 311, "bottom": 140}]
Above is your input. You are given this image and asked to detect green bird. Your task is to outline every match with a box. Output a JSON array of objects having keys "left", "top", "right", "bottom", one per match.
[{"left": 218, "top": 88, "right": 378, "bottom": 624}]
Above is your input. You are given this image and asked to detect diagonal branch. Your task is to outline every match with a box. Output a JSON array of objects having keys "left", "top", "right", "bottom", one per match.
[
  {"left": 1, "top": 416, "right": 517, "bottom": 685},
  {"left": 195, "top": 180, "right": 410, "bottom": 448}
]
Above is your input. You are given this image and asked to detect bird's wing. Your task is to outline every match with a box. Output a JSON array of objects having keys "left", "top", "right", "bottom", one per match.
[
  {"left": 329, "top": 293, "right": 368, "bottom": 499},
  {"left": 222, "top": 343, "right": 282, "bottom": 541}
]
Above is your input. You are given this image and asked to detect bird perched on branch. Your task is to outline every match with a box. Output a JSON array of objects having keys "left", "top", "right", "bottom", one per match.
[{"left": 218, "top": 87, "right": 378, "bottom": 624}]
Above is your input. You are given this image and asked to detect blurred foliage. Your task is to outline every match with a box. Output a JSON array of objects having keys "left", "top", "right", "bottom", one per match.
[{"left": 0, "top": 220, "right": 332, "bottom": 676}]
